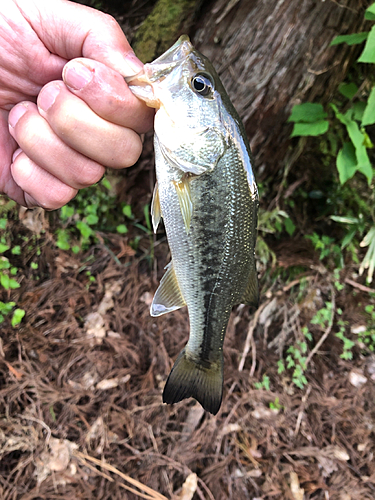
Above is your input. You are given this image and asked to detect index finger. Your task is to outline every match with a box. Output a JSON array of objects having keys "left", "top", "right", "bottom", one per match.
[{"left": 62, "top": 58, "right": 154, "bottom": 134}]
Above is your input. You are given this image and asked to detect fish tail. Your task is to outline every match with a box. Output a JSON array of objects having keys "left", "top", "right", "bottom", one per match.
[{"left": 163, "top": 349, "right": 223, "bottom": 415}]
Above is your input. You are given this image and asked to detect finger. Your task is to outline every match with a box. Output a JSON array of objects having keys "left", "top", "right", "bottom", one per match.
[
  {"left": 62, "top": 58, "right": 154, "bottom": 134},
  {"left": 37, "top": 82, "right": 143, "bottom": 168},
  {"left": 8, "top": 101, "right": 105, "bottom": 189},
  {"left": 11, "top": 150, "right": 78, "bottom": 210},
  {"left": 17, "top": 0, "right": 144, "bottom": 76}
]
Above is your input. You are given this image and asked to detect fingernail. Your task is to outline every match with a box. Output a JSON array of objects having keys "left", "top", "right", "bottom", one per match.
[
  {"left": 63, "top": 61, "right": 93, "bottom": 90},
  {"left": 122, "top": 52, "right": 144, "bottom": 76},
  {"left": 12, "top": 148, "right": 22, "bottom": 161},
  {"left": 8, "top": 104, "right": 28, "bottom": 128},
  {"left": 38, "top": 84, "right": 60, "bottom": 112}
]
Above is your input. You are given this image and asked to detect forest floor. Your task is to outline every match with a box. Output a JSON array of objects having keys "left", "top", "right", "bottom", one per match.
[
  {"left": 1, "top": 132, "right": 375, "bottom": 500},
  {"left": 1, "top": 1, "right": 375, "bottom": 498}
]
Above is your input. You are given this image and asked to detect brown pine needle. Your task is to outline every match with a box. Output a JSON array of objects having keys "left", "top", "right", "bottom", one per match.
[{"left": 73, "top": 450, "right": 169, "bottom": 500}]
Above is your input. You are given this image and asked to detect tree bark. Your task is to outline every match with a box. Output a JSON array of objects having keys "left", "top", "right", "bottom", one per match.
[{"left": 185, "top": 0, "right": 370, "bottom": 178}]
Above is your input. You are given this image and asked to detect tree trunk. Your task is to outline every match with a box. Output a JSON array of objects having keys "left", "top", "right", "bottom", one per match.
[{"left": 189, "top": 0, "right": 369, "bottom": 178}]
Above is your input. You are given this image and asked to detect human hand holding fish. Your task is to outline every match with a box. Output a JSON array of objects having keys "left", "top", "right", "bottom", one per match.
[
  {"left": 127, "top": 36, "right": 259, "bottom": 415},
  {"left": 0, "top": 0, "right": 153, "bottom": 209}
]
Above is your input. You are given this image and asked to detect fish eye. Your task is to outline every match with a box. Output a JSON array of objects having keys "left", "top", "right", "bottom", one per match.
[{"left": 191, "top": 74, "right": 214, "bottom": 96}]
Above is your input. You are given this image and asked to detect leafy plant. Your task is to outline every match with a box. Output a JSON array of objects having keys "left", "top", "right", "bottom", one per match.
[
  {"left": 0, "top": 199, "right": 25, "bottom": 327},
  {"left": 288, "top": 2, "right": 375, "bottom": 282}
]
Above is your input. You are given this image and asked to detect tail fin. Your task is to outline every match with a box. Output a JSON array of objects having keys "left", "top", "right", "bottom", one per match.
[{"left": 163, "top": 349, "right": 223, "bottom": 415}]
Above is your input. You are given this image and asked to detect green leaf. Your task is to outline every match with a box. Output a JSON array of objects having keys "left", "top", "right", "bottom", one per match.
[
  {"left": 85, "top": 214, "right": 99, "bottom": 225},
  {"left": 0, "top": 274, "right": 20, "bottom": 289},
  {"left": 11, "top": 308, "right": 25, "bottom": 327},
  {"left": 76, "top": 221, "right": 92, "bottom": 239},
  {"left": 362, "top": 86, "right": 375, "bottom": 126},
  {"left": 288, "top": 103, "right": 327, "bottom": 123},
  {"left": 284, "top": 217, "right": 296, "bottom": 236},
  {"left": 0, "top": 243, "right": 9, "bottom": 253},
  {"left": 0, "top": 219, "right": 7, "bottom": 230},
  {"left": 353, "top": 101, "right": 367, "bottom": 122},
  {"left": 0, "top": 301, "right": 15, "bottom": 314},
  {"left": 358, "top": 25, "right": 375, "bottom": 63},
  {"left": 101, "top": 177, "right": 112, "bottom": 190},
  {"left": 336, "top": 142, "right": 358, "bottom": 184},
  {"left": 60, "top": 205, "right": 74, "bottom": 219},
  {"left": 332, "top": 107, "right": 373, "bottom": 184},
  {"left": 330, "top": 32, "right": 368, "bottom": 46},
  {"left": 11, "top": 245, "right": 21, "bottom": 255},
  {"left": 122, "top": 204, "right": 133, "bottom": 218},
  {"left": 290, "top": 120, "right": 329, "bottom": 137},
  {"left": 116, "top": 224, "right": 128, "bottom": 234},
  {"left": 365, "top": 3, "right": 375, "bottom": 20},
  {"left": 338, "top": 82, "right": 358, "bottom": 100}
]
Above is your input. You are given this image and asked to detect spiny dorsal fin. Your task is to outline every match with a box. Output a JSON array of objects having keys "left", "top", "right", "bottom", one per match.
[
  {"left": 151, "top": 182, "right": 161, "bottom": 233},
  {"left": 151, "top": 261, "right": 186, "bottom": 317},
  {"left": 172, "top": 177, "right": 193, "bottom": 233}
]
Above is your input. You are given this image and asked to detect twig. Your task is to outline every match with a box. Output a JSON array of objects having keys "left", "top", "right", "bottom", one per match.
[
  {"left": 345, "top": 277, "right": 375, "bottom": 294},
  {"left": 305, "top": 285, "right": 335, "bottom": 368},
  {"left": 294, "top": 385, "right": 312, "bottom": 437},
  {"left": 238, "top": 301, "right": 269, "bottom": 372}
]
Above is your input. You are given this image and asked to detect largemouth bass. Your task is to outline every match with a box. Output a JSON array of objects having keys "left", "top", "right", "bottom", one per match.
[{"left": 126, "top": 36, "right": 259, "bottom": 415}]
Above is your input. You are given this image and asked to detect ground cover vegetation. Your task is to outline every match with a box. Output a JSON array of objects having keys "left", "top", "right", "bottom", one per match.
[{"left": 1, "top": 1, "right": 375, "bottom": 499}]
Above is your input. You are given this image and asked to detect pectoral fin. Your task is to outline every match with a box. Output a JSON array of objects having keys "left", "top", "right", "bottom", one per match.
[
  {"left": 151, "top": 262, "right": 186, "bottom": 317},
  {"left": 240, "top": 263, "right": 259, "bottom": 308},
  {"left": 173, "top": 177, "right": 193, "bottom": 233},
  {"left": 157, "top": 127, "right": 226, "bottom": 175},
  {"left": 151, "top": 182, "right": 161, "bottom": 233}
]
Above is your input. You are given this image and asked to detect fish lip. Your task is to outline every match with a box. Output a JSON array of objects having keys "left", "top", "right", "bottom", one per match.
[{"left": 125, "top": 35, "right": 193, "bottom": 86}]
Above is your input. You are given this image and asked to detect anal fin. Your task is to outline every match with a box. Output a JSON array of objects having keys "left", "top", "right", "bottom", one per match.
[{"left": 151, "top": 261, "right": 186, "bottom": 316}]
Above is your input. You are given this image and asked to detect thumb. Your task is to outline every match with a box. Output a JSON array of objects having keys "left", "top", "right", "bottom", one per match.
[{"left": 17, "top": 0, "right": 143, "bottom": 76}]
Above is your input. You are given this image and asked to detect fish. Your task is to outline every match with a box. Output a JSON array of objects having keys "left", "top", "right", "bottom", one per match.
[{"left": 126, "top": 35, "right": 259, "bottom": 415}]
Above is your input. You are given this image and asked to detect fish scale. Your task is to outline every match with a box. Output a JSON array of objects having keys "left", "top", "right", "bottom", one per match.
[{"left": 126, "top": 35, "right": 259, "bottom": 414}]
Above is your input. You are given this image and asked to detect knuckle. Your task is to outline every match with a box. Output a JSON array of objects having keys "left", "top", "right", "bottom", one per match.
[
  {"left": 39, "top": 186, "right": 78, "bottom": 211},
  {"left": 74, "top": 163, "right": 105, "bottom": 188}
]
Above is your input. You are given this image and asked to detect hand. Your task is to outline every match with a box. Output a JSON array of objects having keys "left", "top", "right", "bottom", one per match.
[{"left": 0, "top": 0, "right": 153, "bottom": 209}]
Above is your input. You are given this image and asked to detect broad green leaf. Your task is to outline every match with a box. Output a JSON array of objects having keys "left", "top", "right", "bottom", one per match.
[
  {"left": 331, "top": 106, "right": 373, "bottom": 183},
  {"left": 11, "top": 308, "right": 25, "bottom": 327},
  {"left": 353, "top": 101, "right": 366, "bottom": 122},
  {"left": 0, "top": 243, "right": 9, "bottom": 253},
  {"left": 0, "top": 274, "right": 20, "bottom": 289},
  {"left": 76, "top": 221, "right": 92, "bottom": 239},
  {"left": 284, "top": 218, "right": 296, "bottom": 236},
  {"left": 290, "top": 120, "right": 329, "bottom": 137},
  {"left": 85, "top": 214, "right": 99, "bottom": 225},
  {"left": 122, "top": 204, "right": 133, "bottom": 218},
  {"left": 362, "top": 86, "right": 375, "bottom": 126},
  {"left": 116, "top": 224, "right": 128, "bottom": 234},
  {"left": 330, "top": 32, "right": 368, "bottom": 46},
  {"left": 288, "top": 103, "right": 327, "bottom": 123},
  {"left": 338, "top": 82, "right": 358, "bottom": 100},
  {"left": 365, "top": 3, "right": 375, "bottom": 20},
  {"left": 358, "top": 25, "right": 375, "bottom": 63},
  {"left": 336, "top": 142, "right": 357, "bottom": 184}
]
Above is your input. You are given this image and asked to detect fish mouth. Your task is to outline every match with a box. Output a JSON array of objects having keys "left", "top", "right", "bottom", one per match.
[{"left": 125, "top": 35, "right": 193, "bottom": 108}]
